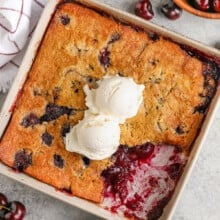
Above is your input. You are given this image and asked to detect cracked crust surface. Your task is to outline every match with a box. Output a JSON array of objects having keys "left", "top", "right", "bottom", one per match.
[{"left": 0, "top": 2, "right": 218, "bottom": 203}]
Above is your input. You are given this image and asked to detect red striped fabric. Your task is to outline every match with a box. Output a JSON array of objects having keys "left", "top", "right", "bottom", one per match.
[{"left": 0, "top": 0, "right": 46, "bottom": 92}]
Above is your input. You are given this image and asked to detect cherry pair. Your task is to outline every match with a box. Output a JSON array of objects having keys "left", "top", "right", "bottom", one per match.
[
  {"left": 135, "top": 0, "right": 182, "bottom": 20},
  {"left": 0, "top": 193, "right": 26, "bottom": 220}
]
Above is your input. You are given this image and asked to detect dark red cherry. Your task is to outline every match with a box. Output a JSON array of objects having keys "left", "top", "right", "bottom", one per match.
[
  {"left": 60, "top": 15, "right": 70, "bottom": 25},
  {"left": 161, "top": 3, "right": 182, "bottom": 20},
  {"left": 99, "top": 47, "right": 111, "bottom": 69},
  {"left": 193, "top": 0, "right": 211, "bottom": 11},
  {"left": 135, "top": 0, "right": 154, "bottom": 20},
  {"left": 213, "top": 0, "right": 220, "bottom": 12},
  {"left": 42, "top": 131, "right": 53, "bottom": 146},
  {"left": 40, "top": 103, "right": 73, "bottom": 122},
  {"left": 14, "top": 149, "right": 32, "bottom": 172},
  {"left": 129, "top": 142, "right": 154, "bottom": 160},
  {"left": 0, "top": 193, "right": 8, "bottom": 206},
  {"left": 4, "top": 201, "right": 26, "bottom": 220},
  {"left": 21, "top": 113, "right": 40, "bottom": 128},
  {"left": 53, "top": 154, "right": 64, "bottom": 168},
  {"left": 166, "top": 163, "right": 183, "bottom": 180}
]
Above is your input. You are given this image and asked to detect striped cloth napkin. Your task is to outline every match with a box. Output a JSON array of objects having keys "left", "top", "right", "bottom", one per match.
[{"left": 0, "top": 0, "right": 46, "bottom": 93}]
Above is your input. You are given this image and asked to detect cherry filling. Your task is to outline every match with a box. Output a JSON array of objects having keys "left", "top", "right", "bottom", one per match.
[
  {"left": 99, "top": 47, "right": 111, "bottom": 69},
  {"left": 42, "top": 131, "right": 53, "bottom": 146},
  {"left": 40, "top": 103, "right": 73, "bottom": 122},
  {"left": 14, "top": 149, "right": 32, "bottom": 172},
  {"left": 102, "top": 143, "right": 186, "bottom": 220},
  {"left": 60, "top": 15, "right": 70, "bottom": 25},
  {"left": 21, "top": 113, "right": 40, "bottom": 128}
]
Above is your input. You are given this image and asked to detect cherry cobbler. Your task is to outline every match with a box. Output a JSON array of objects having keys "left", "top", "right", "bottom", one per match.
[{"left": 0, "top": 1, "right": 219, "bottom": 219}]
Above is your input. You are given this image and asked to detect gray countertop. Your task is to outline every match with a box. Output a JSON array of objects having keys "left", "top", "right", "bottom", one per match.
[{"left": 0, "top": 0, "right": 220, "bottom": 219}]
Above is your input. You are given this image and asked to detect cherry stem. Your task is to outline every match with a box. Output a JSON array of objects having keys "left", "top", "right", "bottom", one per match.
[{"left": 0, "top": 205, "right": 10, "bottom": 211}]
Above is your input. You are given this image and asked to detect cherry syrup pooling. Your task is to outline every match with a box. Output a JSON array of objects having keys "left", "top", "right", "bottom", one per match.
[{"left": 102, "top": 143, "right": 186, "bottom": 220}]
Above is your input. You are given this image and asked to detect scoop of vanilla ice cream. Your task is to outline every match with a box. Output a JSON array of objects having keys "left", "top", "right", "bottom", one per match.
[
  {"left": 84, "top": 75, "right": 145, "bottom": 123},
  {"left": 65, "top": 75, "right": 145, "bottom": 160},
  {"left": 65, "top": 114, "right": 120, "bottom": 160}
]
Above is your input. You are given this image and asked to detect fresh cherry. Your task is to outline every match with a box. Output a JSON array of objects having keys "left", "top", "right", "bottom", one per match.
[
  {"left": 0, "top": 193, "right": 8, "bottom": 206},
  {"left": 161, "top": 2, "right": 182, "bottom": 20},
  {"left": 213, "top": 0, "right": 220, "bottom": 12},
  {"left": 0, "top": 194, "right": 26, "bottom": 220},
  {"left": 0, "top": 193, "right": 9, "bottom": 218},
  {"left": 134, "top": 0, "right": 154, "bottom": 20},
  {"left": 4, "top": 201, "right": 26, "bottom": 220},
  {"left": 193, "top": 0, "right": 211, "bottom": 11}
]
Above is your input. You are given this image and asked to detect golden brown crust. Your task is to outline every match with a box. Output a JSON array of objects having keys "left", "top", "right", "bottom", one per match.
[{"left": 0, "top": 2, "right": 215, "bottom": 202}]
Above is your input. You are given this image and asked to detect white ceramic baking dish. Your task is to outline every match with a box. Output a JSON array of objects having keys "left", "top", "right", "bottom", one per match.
[{"left": 0, "top": 0, "right": 220, "bottom": 219}]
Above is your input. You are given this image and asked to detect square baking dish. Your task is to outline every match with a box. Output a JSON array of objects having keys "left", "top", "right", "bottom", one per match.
[{"left": 0, "top": 0, "right": 220, "bottom": 219}]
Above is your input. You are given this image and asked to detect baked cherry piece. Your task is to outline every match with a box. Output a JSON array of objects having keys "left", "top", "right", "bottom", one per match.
[
  {"left": 42, "top": 131, "right": 53, "bottom": 146},
  {"left": 82, "top": 156, "right": 90, "bottom": 166},
  {"left": 193, "top": 0, "right": 211, "bottom": 11},
  {"left": 161, "top": 2, "right": 182, "bottom": 20},
  {"left": 53, "top": 154, "right": 64, "bottom": 168},
  {"left": 14, "top": 149, "right": 32, "bottom": 172},
  {"left": 213, "top": 0, "right": 220, "bottom": 12},
  {"left": 60, "top": 15, "right": 70, "bottom": 25},
  {"left": 40, "top": 103, "right": 73, "bottom": 122},
  {"left": 135, "top": 0, "right": 154, "bottom": 20},
  {"left": 108, "top": 33, "right": 121, "bottom": 44},
  {"left": 61, "top": 124, "right": 70, "bottom": 137},
  {"left": 21, "top": 113, "right": 40, "bottom": 128},
  {"left": 99, "top": 48, "right": 111, "bottom": 69},
  {"left": 4, "top": 201, "right": 26, "bottom": 220}
]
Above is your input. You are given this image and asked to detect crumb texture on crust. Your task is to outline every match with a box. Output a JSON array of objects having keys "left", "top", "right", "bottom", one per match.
[{"left": 0, "top": 2, "right": 219, "bottom": 203}]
